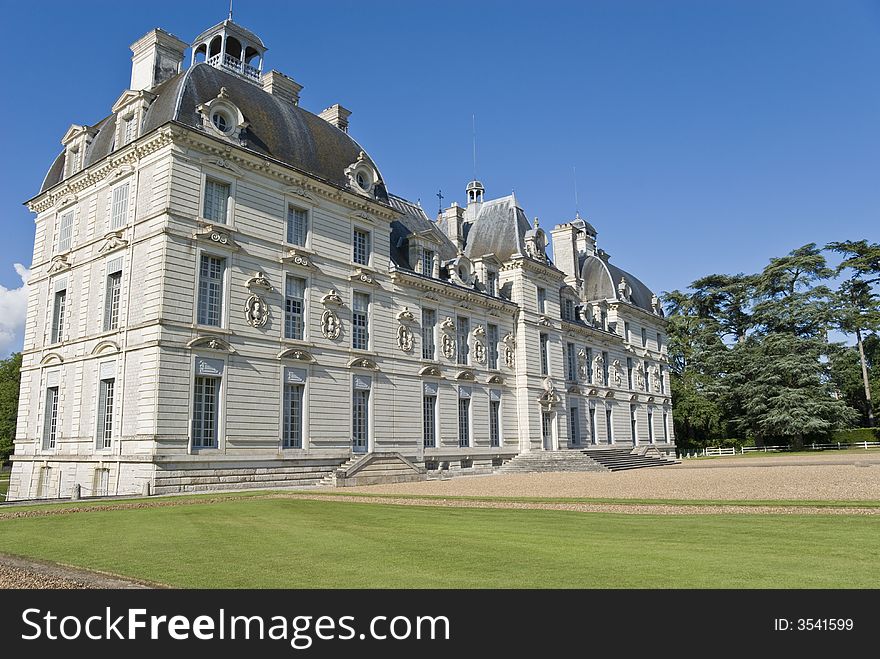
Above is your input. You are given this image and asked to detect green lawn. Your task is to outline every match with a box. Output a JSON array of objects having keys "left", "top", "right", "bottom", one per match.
[{"left": 1, "top": 497, "right": 878, "bottom": 588}]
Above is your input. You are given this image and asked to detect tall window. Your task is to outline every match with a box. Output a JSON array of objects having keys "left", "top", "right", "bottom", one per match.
[
  {"left": 630, "top": 405, "right": 638, "bottom": 445},
  {"left": 643, "top": 360, "right": 650, "bottom": 392},
  {"left": 663, "top": 410, "right": 669, "bottom": 442},
  {"left": 192, "top": 374, "right": 220, "bottom": 448},
  {"left": 541, "top": 411, "right": 553, "bottom": 449},
  {"left": 566, "top": 342, "right": 577, "bottom": 381},
  {"left": 352, "top": 376, "right": 371, "bottom": 453},
  {"left": 42, "top": 386, "right": 59, "bottom": 450},
  {"left": 605, "top": 407, "right": 614, "bottom": 444},
  {"left": 602, "top": 351, "right": 609, "bottom": 385},
  {"left": 110, "top": 182, "right": 129, "bottom": 230},
  {"left": 284, "top": 276, "right": 306, "bottom": 340},
  {"left": 58, "top": 211, "right": 74, "bottom": 252},
  {"left": 458, "top": 388, "right": 471, "bottom": 447},
  {"left": 123, "top": 115, "right": 137, "bottom": 144},
  {"left": 423, "top": 383, "right": 437, "bottom": 448},
  {"left": 564, "top": 299, "right": 575, "bottom": 321},
  {"left": 627, "top": 357, "right": 634, "bottom": 389},
  {"left": 51, "top": 284, "right": 67, "bottom": 344},
  {"left": 489, "top": 390, "right": 501, "bottom": 447},
  {"left": 647, "top": 408, "right": 655, "bottom": 444},
  {"left": 352, "top": 292, "right": 370, "bottom": 350},
  {"left": 104, "top": 266, "right": 122, "bottom": 331},
  {"left": 624, "top": 321, "right": 631, "bottom": 343},
  {"left": 659, "top": 366, "right": 665, "bottom": 394},
  {"left": 487, "top": 324, "right": 499, "bottom": 369},
  {"left": 422, "top": 309, "right": 436, "bottom": 360},
  {"left": 97, "top": 378, "right": 115, "bottom": 449},
  {"left": 586, "top": 347, "right": 593, "bottom": 384},
  {"left": 353, "top": 228, "right": 371, "bottom": 266},
  {"left": 537, "top": 287, "right": 546, "bottom": 314},
  {"left": 283, "top": 368, "right": 305, "bottom": 448},
  {"left": 641, "top": 327, "right": 647, "bottom": 347},
  {"left": 570, "top": 406, "right": 580, "bottom": 445},
  {"left": 540, "top": 333, "right": 549, "bottom": 375},
  {"left": 286, "top": 205, "right": 308, "bottom": 246},
  {"left": 197, "top": 255, "right": 225, "bottom": 326},
  {"left": 600, "top": 310, "right": 608, "bottom": 331},
  {"left": 486, "top": 270, "right": 497, "bottom": 296},
  {"left": 203, "top": 178, "right": 230, "bottom": 224},
  {"left": 657, "top": 332, "right": 663, "bottom": 352},
  {"left": 457, "top": 316, "right": 470, "bottom": 365},
  {"left": 589, "top": 406, "right": 597, "bottom": 444},
  {"left": 422, "top": 249, "right": 435, "bottom": 276}
]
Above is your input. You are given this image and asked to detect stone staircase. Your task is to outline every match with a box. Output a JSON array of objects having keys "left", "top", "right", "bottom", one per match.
[
  {"left": 318, "top": 452, "right": 427, "bottom": 487},
  {"left": 581, "top": 447, "right": 678, "bottom": 471},
  {"left": 152, "top": 460, "right": 345, "bottom": 495},
  {"left": 495, "top": 450, "right": 606, "bottom": 474}
]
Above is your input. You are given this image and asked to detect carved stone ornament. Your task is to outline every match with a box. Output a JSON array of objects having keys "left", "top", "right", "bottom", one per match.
[
  {"left": 473, "top": 324, "right": 486, "bottom": 338},
  {"left": 594, "top": 354, "right": 605, "bottom": 385},
  {"left": 244, "top": 294, "right": 269, "bottom": 327},
  {"left": 194, "top": 225, "right": 237, "bottom": 249},
  {"left": 47, "top": 254, "right": 71, "bottom": 275},
  {"left": 321, "top": 309, "right": 341, "bottom": 340},
  {"left": 349, "top": 268, "right": 375, "bottom": 285},
  {"left": 321, "top": 289, "right": 344, "bottom": 306},
  {"left": 441, "top": 333, "right": 456, "bottom": 360},
  {"left": 612, "top": 360, "right": 623, "bottom": 387},
  {"left": 245, "top": 272, "right": 273, "bottom": 291},
  {"left": 538, "top": 316, "right": 552, "bottom": 327},
  {"left": 347, "top": 357, "right": 379, "bottom": 370},
  {"left": 502, "top": 332, "right": 516, "bottom": 346},
  {"left": 418, "top": 365, "right": 442, "bottom": 377},
  {"left": 440, "top": 316, "right": 456, "bottom": 331},
  {"left": 538, "top": 377, "right": 561, "bottom": 408},
  {"left": 277, "top": 348, "right": 316, "bottom": 363},
  {"left": 577, "top": 349, "right": 588, "bottom": 380},
  {"left": 186, "top": 336, "right": 235, "bottom": 353},
  {"left": 651, "top": 294, "right": 661, "bottom": 315},
  {"left": 397, "top": 324, "right": 414, "bottom": 352},
  {"left": 505, "top": 345, "right": 515, "bottom": 368},
  {"left": 283, "top": 248, "right": 312, "bottom": 268},
  {"left": 397, "top": 307, "right": 415, "bottom": 322},
  {"left": 473, "top": 340, "right": 486, "bottom": 364},
  {"left": 635, "top": 367, "right": 645, "bottom": 390},
  {"left": 652, "top": 367, "right": 661, "bottom": 392},
  {"left": 97, "top": 231, "right": 128, "bottom": 255}
]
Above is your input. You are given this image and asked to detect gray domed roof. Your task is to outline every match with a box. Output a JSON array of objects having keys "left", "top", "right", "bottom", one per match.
[
  {"left": 580, "top": 252, "right": 660, "bottom": 315},
  {"left": 41, "top": 63, "right": 387, "bottom": 202}
]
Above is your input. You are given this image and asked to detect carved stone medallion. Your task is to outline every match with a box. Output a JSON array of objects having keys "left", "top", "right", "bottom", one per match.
[
  {"left": 321, "top": 309, "right": 341, "bottom": 340},
  {"left": 244, "top": 294, "right": 268, "bottom": 327}
]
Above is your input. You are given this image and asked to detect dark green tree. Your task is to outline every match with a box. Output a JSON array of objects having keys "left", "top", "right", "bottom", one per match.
[
  {"left": 827, "top": 240, "right": 880, "bottom": 426},
  {"left": 0, "top": 352, "right": 22, "bottom": 464}
]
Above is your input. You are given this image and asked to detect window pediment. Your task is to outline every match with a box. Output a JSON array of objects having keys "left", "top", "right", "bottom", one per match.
[{"left": 187, "top": 336, "right": 236, "bottom": 353}]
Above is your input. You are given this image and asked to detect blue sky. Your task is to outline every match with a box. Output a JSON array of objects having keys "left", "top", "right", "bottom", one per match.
[{"left": 0, "top": 0, "right": 877, "bottom": 354}]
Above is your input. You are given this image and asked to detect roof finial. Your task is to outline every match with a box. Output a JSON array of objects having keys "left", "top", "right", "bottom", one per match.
[{"left": 228, "top": 0, "right": 234, "bottom": 20}]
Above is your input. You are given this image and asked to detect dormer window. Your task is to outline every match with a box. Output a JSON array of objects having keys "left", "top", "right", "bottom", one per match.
[
  {"left": 421, "top": 249, "right": 435, "bottom": 277},
  {"left": 65, "top": 148, "right": 82, "bottom": 177},
  {"left": 197, "top": 88, "right": 248, "bottom": 142},
  {"left": 123, "top": 114, "right": 137, "bottom": 144},
  {"left": 486, "top": 270, "right": 497, "bottom": 297},
  {"left": 211, "top": 111, "right": 229, "bottom": 133}
]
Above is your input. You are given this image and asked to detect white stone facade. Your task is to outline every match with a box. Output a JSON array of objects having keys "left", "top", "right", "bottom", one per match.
[{"left": 8, "top": 19, "right": 673, "bottom": 500}]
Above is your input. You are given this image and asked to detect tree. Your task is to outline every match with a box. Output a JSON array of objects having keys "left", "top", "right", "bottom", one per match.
[
  {"left": 827, "top": 240, "right": 880, "bottom": 426},
  {"left": 690, "top": 273, "right": 756, "bottom": 344},
  {"left": 0, "top": 352, "right": 22, "bottom": 464}
]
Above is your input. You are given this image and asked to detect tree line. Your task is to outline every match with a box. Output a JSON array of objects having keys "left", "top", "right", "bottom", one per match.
[{"left": 664, "top": 240, "right": 879, "bottom": 449}]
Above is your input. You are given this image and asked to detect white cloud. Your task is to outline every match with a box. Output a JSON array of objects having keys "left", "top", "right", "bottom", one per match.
[{"left": 0, "top": 263, "right": 30, "bottom": 357}]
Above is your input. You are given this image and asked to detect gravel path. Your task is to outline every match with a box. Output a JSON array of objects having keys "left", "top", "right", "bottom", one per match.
[
  {"left": 343, "top": 463, "right": 880, "bottom": 501},
  {"left": 0, "top": 554, "right": 156, "bottom": 589}
]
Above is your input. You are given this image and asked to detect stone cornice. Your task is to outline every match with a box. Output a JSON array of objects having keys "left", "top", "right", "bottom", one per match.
[
  {"left": 27, "top": 126, "right": 176, "bottom": 214},
  {"left": 389, "top": 267, "right": 517, "bottom": 315},
  {"left": 610, "top": 300, "right": 668, "bottom": 328}
]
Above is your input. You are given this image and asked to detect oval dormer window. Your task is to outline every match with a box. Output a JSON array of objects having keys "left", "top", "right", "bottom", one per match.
[
  {"left": 356, "top": 171, "right": 369, "bottom": 191},
  {"left": 212, "top": 111, "right": 230, "bottom": 133}
]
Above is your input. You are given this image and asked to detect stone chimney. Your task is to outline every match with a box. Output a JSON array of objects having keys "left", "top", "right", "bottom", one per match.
[
  {"left": 319, "top": 104, "right": 351, "bottom": 133},
  {"left": 129, "top": 29, "right": 187, "bottom": 92},
  {"left": 440, "top": 202, "right": 467, "bottom": 252},
  {"left": 262, "top": 70, "right": 303, "bottom": 106},
  {"left": 551, "top": 223, "right": 581, "bottom": 287}
]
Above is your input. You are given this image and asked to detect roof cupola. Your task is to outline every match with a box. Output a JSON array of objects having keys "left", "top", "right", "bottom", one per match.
[{"left": 190, "top": 18, "right": 266, "bottom": 84}]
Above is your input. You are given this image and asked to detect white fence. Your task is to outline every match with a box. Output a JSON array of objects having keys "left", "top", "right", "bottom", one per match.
[{"left": 681, "top": 441, "right": 880, "bottom": 458}]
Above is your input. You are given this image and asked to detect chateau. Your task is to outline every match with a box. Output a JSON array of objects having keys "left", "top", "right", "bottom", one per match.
[{"left": 8, "top": 17, "right": 674, "bottom": 500}]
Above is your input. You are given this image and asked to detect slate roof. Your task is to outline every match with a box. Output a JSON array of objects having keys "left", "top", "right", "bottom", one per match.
[
  {"left": 388, "top": 194, "right": 458, "bottom": 270},
  {"left": 41, "top": 63, "right": 387, "bottom": 203},
  {"left": 462, "top": 195, "right": 533, "bottom": 262}
]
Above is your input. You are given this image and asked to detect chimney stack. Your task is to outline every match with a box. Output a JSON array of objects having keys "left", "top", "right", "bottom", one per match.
[
  {"left": 262, "top": 70, "right": 303, "bottom": 106},
  {"left": 129, "top": 29, "right": 187, "bottom": 91},
  {"left": 319, "top": 104, "right": 351, "bottom": 133},
  {"left": 440, "top": 202, "right": 467, "bottom": 252}
]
